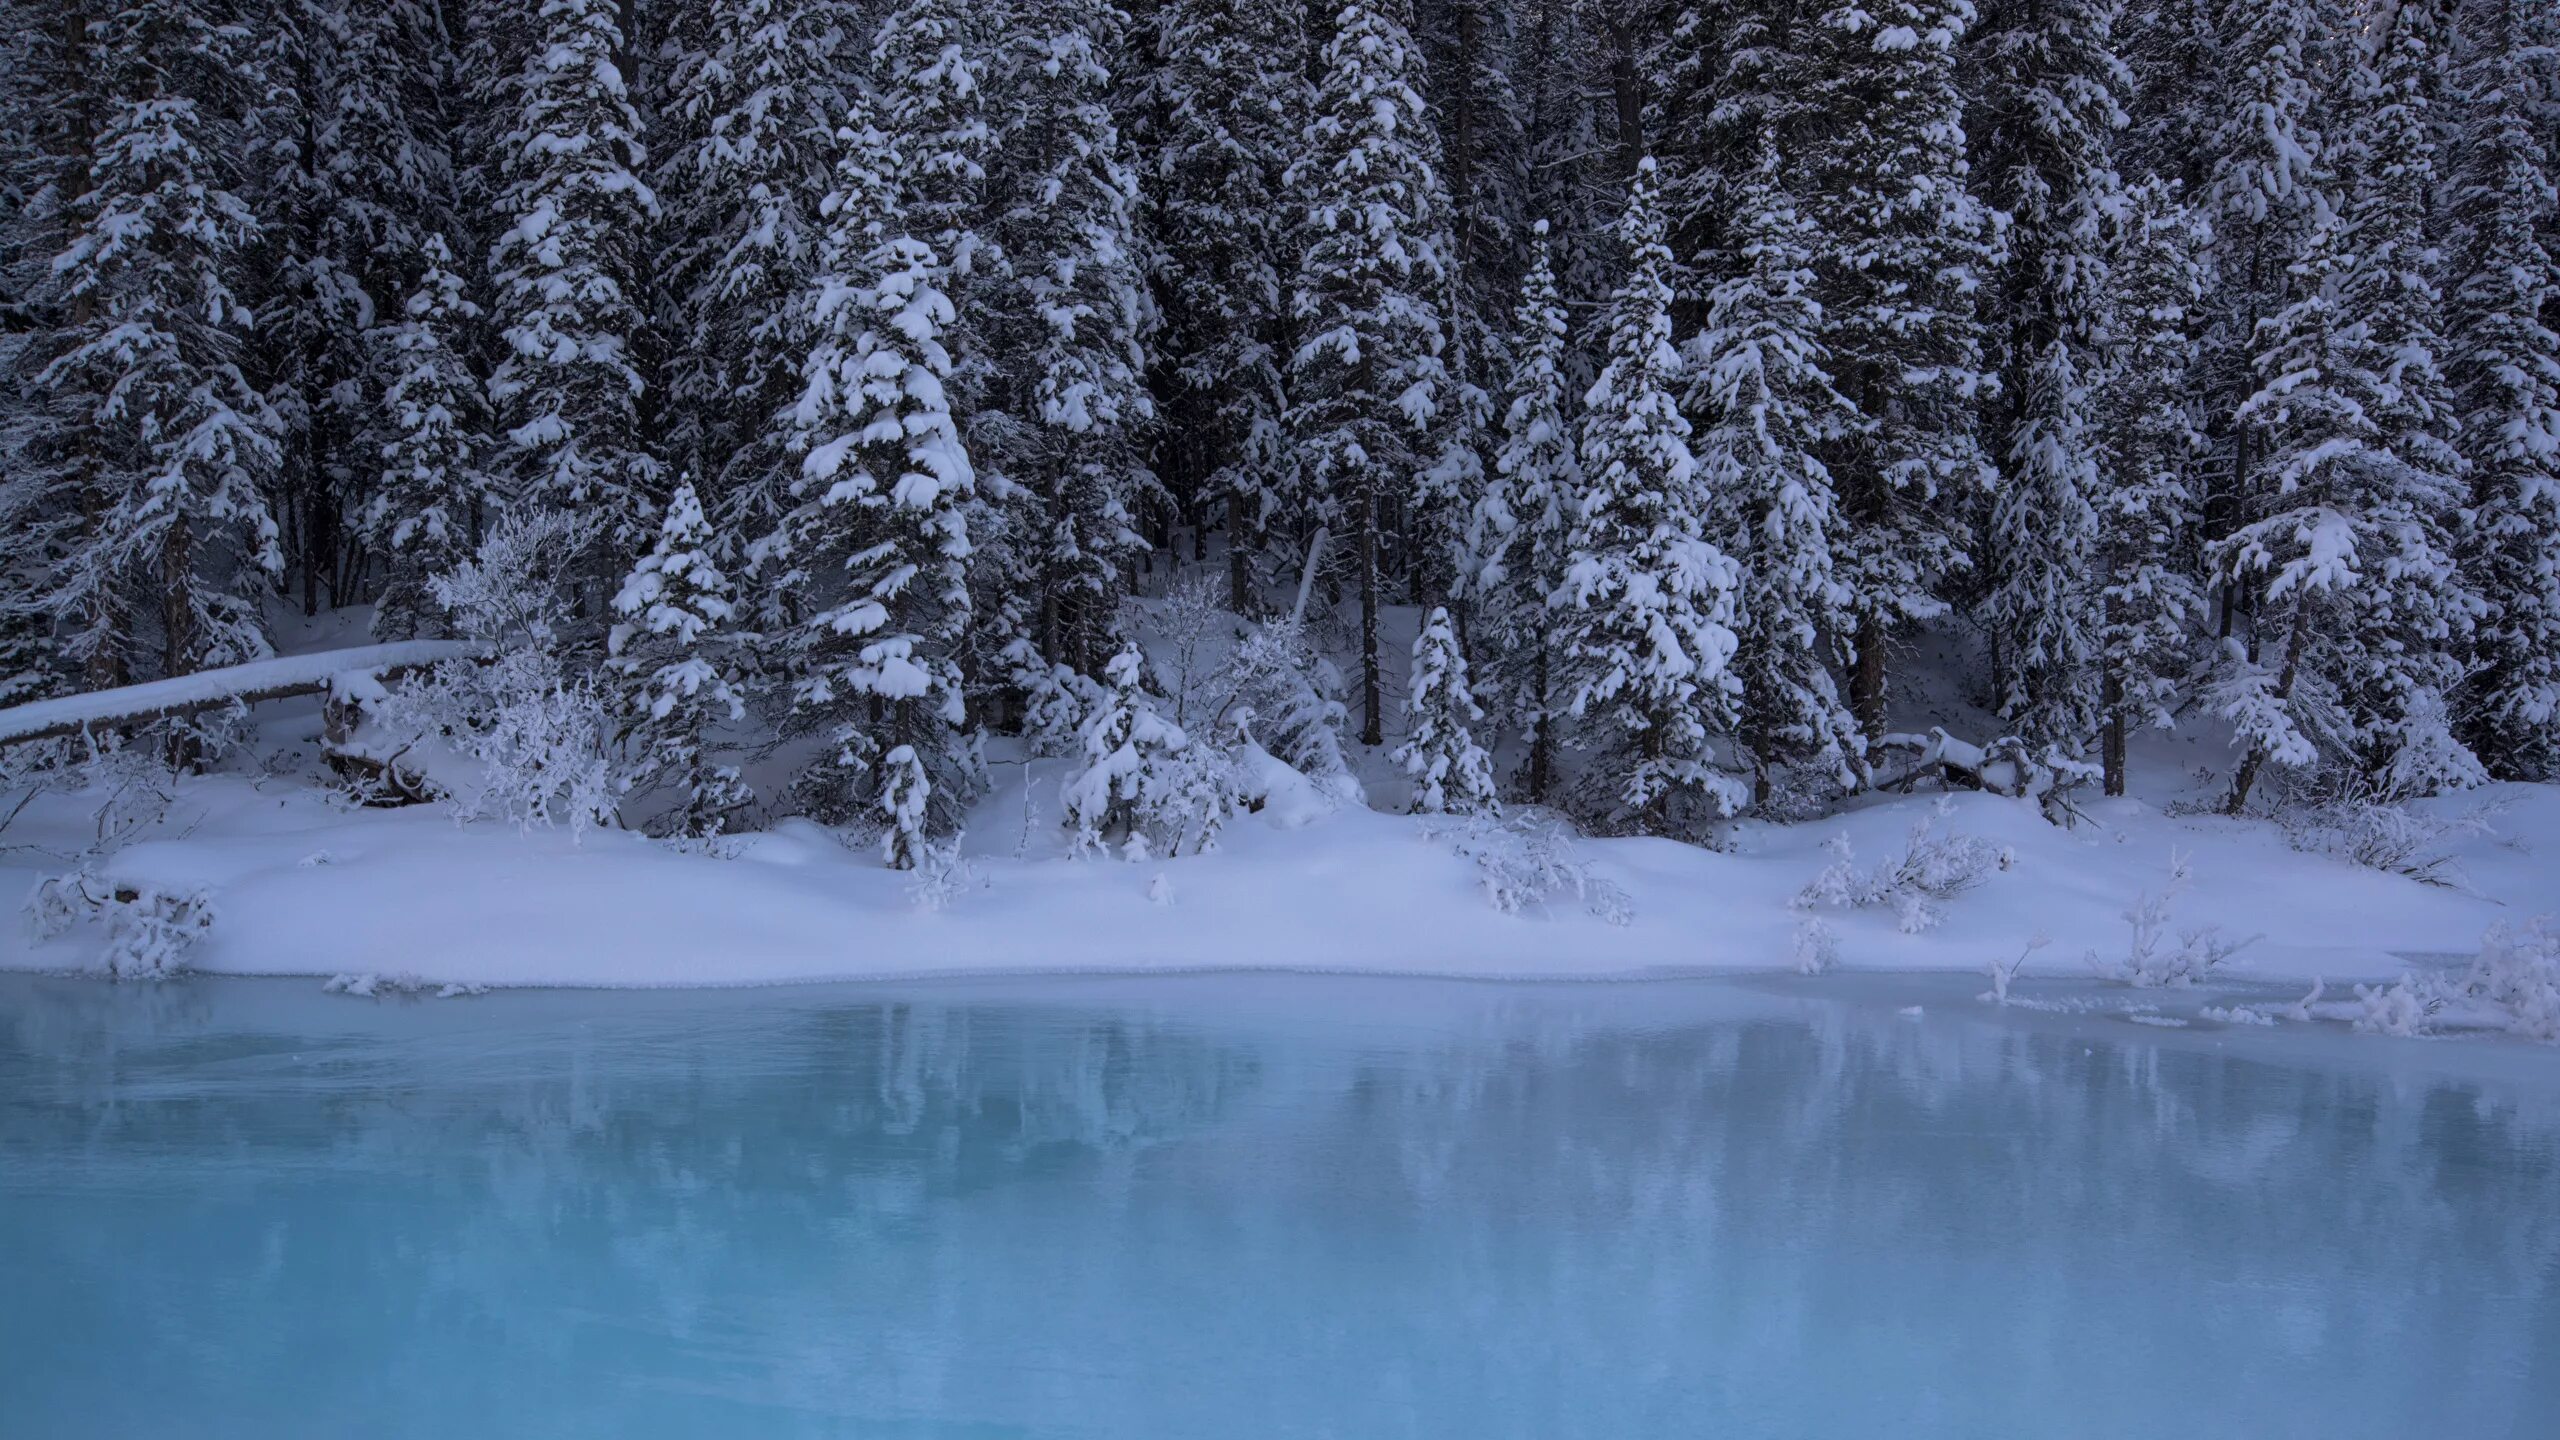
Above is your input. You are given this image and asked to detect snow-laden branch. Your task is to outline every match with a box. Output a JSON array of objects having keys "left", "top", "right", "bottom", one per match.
[{"left": 0, "top": 641, "right": 491, "bottom": 747}]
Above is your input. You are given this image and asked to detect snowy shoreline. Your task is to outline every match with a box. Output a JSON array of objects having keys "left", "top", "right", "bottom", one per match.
[{"left": 5, "top": 767, "right": 2552, "bottom": 1010}]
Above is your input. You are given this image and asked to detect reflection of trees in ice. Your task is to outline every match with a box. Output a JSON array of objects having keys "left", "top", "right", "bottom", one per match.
[{"left": 1, "top": 976, "right": 2554, "bottom": 1438}]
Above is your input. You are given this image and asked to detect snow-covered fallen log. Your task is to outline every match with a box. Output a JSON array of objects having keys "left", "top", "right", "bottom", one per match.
[
  {"left": 0, "top": 640, "right": 489, "bottom": 748},
  {"left": 1868, "top": 726, "right": 2099, "bottom": 819}
]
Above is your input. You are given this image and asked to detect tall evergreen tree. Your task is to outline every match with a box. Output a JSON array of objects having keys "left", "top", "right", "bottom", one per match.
[
  {"left": 2199, "top": 0, "right": 2324, "bottom": 637},
  {"left": 1555, "top": 158, "right": 1743, "bottom": 831},
  {"left": 2094, "top": 179, "right": 2209, "bottom": 796},
  {"left": 484, "top": 0, "right": 664, "bottom": 608},
  {"left": 1689, "top": 139, "right": 1867, "bottom": 809},
  {"left": 27, "top": 0, "right": 283, "bottom": 692},
  {"left": 985, "top": 0, "right": 1156, "bottom": 680},
  {"left": 1973, "top": 0, "right": 2128, "bottom": 753},
  {"left": 1285, "top": 0, "right": 1456, "bottom": 747},
  {"left": 1808, "top": 0, "right": 2001, "bottom": 739},
  {"left": 1147, "top": 0, "right": 1303, "bottom": 613},
  {"left": 368, "top": 234, "right": 496, "bottom": 640},
  {"left": 783, "top": 91, "right": 979, "bottom": 867},
  {"left": 654, "top": 0, "right": 845, "bottom": 572},
  {"left": 2448, "top": 0, "right": 2560, "bottom": 778},
  {"left": 1477, "top": 222, "right": 1579, "bottom": 802}
]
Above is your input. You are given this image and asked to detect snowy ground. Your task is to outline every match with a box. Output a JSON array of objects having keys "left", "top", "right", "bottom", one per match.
[{"left": 0, "top": 604, "right": 2553, "bottom": 1040}]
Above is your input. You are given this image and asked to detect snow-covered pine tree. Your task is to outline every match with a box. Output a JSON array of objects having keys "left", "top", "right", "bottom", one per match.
[
  {"left": 1973, "top": 0, "right": 2128, "bottom": 754},
  {"left": 1806, "top": 0, "right": 2001, "bottom": 739},
  {"left": 2447, "top": 0, "right": 2560, "bottom": 779},
  {"left": 784, "top": 90, "right": 979, "bottom": 869},
  {"left": 1146, "top": 0, "right": 1304, "bottom": 614},
  {"left": 1477, "top": 221, "right": 1580, "bottom": 801},
  {"left": 31, "top": 1, "right": 283, "bottom": 694},
  {"left": 2198, "top": 0, "right": 2324, "bottom": 637},
  {"left": 1688, "top": 137, "right": 1867, "bottom": 810},
  {"left": 1286, "top": 0, "right": 1457, "bottom": 748},
  {"left": 655, "top": 0, "right": 846, "bottom": 580},
  {"left": 1394, "top": 604, "right": 1496, "bottom": 814},
  {"left": 484, "top": 0, "right": 664, "bottom": 612},
  {"left": 1555, "top": 157, "right": 1743, "bottom": 832},
  {"left": 369, "top": 234, "right": 497, "bottom": 640},
  {"left": 2094, "top": 178, "right": 2209, "bottom": 796},
  {"left": 984, "top": 0, "right": 1156, "bottom": 681},
  {"left": 610, "top": 479, "right": 751, "bottom": 837},
  {"left": 2325, "top": 0, "right": 2480, "bottom": 798}
]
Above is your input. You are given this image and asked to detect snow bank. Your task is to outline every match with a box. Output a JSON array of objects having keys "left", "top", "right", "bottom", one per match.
[{"left": 2, "top": 767, "right": 2547, "bottom": 993}]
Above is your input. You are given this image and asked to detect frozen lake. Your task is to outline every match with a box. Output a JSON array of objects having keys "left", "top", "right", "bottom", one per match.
[{"left": 2, "top": 971, "right": 2555, "bottom": 1437}]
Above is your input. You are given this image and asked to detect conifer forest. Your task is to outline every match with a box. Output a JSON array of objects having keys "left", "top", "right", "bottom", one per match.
[{"left": 2, "top": 0, "right": 2556, "bottom": 856}]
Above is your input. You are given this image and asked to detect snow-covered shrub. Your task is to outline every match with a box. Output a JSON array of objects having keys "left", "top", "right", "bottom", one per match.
[
  {"left": 1394, "top": 606, "right": 1497, "bottom": 815},
  {"left": 1791, "top": 805, "right": 2013, "bottom": 934},
  {"left": 1983, "top": 934, "right": 2049, "bottom": 1004},
  {"left": 1061, "top": 646, "right": 1237, "bottom": 859},
  {"left": 1792, "top": 917, "right": 1839, "bottom": 975},
  {"left": 374, "top": 650, "right": 624, "bottom": 837},
  {"left": 2353, "top": 920, "right": 2560, "bottom": 1043},
  {"left": 355, "top": 512, "right": 628, "bottom": 836},
  {"left": 30, "top": 870, "right": 214, "bottom": 981},
  {"left": 426, "top": 506, "right": 594, "bottom": 652},
  {"left": 904, "top": 832, "right": 982, "bottom": 913},
  {"left": 1432, "top": 810, "right": 1632, "bottom": 924},
  {"left": 1209, "top": 615, "right": 1357, "bottom": 804},
  {"left": 2085, "top": 851, "right": 2255, "bottom": 987},
  {"left": 2279, "top": 792, "right": 2502, "bottom": 889}
]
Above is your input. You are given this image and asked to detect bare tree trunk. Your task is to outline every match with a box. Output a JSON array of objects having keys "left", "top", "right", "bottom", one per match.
[
  {"left": 1852, "top": 613, "right": 1889, "bottom": 742},
  {"left": 1359, "top": 473, "right": 1383, "bottom": 747},
  {"left": 1607, "top": 13, "right": 1644, "bottom": 180},
  {"left": 2101, "top": 672, "right": 2127, "bottom": 797},
  {"left": 1527, "top": 645, "right": 1553, "bottom": 802}
]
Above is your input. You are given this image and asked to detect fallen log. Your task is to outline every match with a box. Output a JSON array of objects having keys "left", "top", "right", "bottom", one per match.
[{"left": 0, "top": 640, "right": 489, "bottom": 749}]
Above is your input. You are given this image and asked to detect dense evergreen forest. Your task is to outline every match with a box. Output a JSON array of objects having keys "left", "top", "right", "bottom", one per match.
[{"left": 1, "top": 0, "right": 2555, "bottom": 860}]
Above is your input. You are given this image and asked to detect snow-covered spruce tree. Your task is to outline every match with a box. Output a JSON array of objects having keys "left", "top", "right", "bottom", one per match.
[
  {"left": 31, "top": 2, "right": 282, "bottom": 694},
  {"left": 1688, "top": 138, "right": 1867, "bottom": 810},
  {"left": 2448, "top": 0, "right": 2560, "bottom": 779},
  {"left": 1395, "top": 605, "right": 1497, "bottom": 814},
  {"left": 784, "top": 92, "right": 979, "bottom": 870},
  {"left": 2213, "top": 203, "right": 2481, "bottom": 815},
  {"left": 2094, "top": 178, "right": 2209, "bottom": 796},
  {"left": 369, "top": 234, "right": 498, "bottom": 640},
  {"left": 1554, "top": 158, "right": 1744, "bottom": 833},
  {"left": 655, "top": 0, "right": 846, "bottom": 576},
  {"left": 1972, "top": 0, "right": 2129, "bottom": 754},
  {"left": 1285, "top": 0, "right": 1457, "bottom": 748},
  {"left": 610, "top": 480, "right": 751, "bottom": 838},
  {"left": 1477, "top": 222, "right": 1580, "bottom": 802},
  {"left": 984, "top": 0, "right": 1156, "bottom": 681},
  {"left": 485, "top": 0, "right": 664, "bottom": 611},
  {"left": 2324, "top": 0, "right": 2481, "bottom": 799},
  {"left": 1146, "top": 0, "right": 1304, "bottom": 613},
  {"left": 1806, "top": 0, "right": 2001, "bottom": 739},
  {"left": 2198, "top": 0, "right": 2323, "bottom": 634}
]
